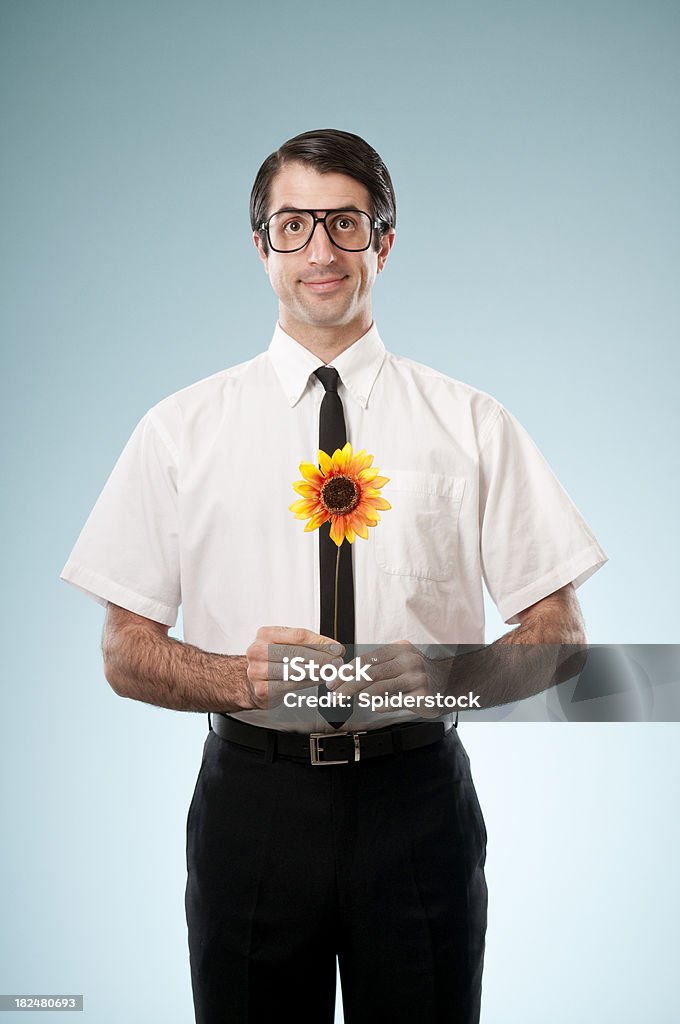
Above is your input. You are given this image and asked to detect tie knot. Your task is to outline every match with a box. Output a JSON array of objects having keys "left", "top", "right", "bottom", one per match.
[{"left": 314, "top": 366, "right": 340, "bottom": 393}]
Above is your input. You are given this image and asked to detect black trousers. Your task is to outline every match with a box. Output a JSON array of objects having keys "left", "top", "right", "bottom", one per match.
[{"left": 185, "top": 722, "right": 488, "bottom": 1024}]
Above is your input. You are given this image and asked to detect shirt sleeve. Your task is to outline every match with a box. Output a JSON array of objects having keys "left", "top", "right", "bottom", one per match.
[
  {"left": 478, "top": 405, "right": 607, "bottom": 624},
  {"left": 60, "top": 410, "right": 181, "bottom": 626}
]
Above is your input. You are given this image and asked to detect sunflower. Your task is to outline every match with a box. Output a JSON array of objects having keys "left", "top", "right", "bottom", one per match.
[{"left": 289, "top": 443, "right": 391, "bottom": 546}]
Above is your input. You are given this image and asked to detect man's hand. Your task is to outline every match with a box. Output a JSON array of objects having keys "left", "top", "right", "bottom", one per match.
[
  {"left": 102, "top": 604, "right": 343, "bottom": 714},
  {"left": 324, "top": 584, "right": 589, "bottom": 716},
  {"left": 327, "top": 640, "right": 447, "bottom": 718},
  {"left": 245, "top": 626, "right": 344, "bottom": 710}
]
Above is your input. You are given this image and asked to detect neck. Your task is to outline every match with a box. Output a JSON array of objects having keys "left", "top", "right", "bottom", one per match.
[{"left": 278, "top": 311, "right": 373, "bottom": 363}]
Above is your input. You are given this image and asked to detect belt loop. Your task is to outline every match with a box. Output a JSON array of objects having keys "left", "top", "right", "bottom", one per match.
[
  {"left": 264, "top": 729, "right": 276, "bottom": 764},
  {"left": 391, "top": 727, "right": 404, "bottom": 758},
  {"left": 208, "top": 712, "right": 213, "bottom": 732}
]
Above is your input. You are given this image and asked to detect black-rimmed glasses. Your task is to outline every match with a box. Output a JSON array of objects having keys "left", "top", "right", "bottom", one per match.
[{"left": 259, "top": 208, "right": 384, "bottom": 253}]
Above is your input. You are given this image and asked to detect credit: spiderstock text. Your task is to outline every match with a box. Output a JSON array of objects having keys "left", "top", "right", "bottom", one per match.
[{"left": 283, "top": 692, "right": 481, "bottom": 711}]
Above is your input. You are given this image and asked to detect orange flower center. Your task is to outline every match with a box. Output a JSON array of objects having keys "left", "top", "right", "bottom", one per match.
[{"left": 320, "top": 475, "right": 359, "bottom": 515}]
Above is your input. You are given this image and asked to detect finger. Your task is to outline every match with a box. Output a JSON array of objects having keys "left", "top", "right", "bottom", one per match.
[
  {"left": 354, "top": 642, "right": 403, "bottom": 666},
  {"left": 250, "top": 673, "right": 322, "bottom": 708},
  {"left": 352, "top": 680, "right": 441, "bottom": 717},
  {"left": 247, "top": 660, "right": 288, "bottom": 682},
  {"left": 256, "top": 625, "right": 344, "bottom": 655},
  {"left": 348, "top": 657, "right": 408, "bottom": 686},
  {"left": 267, "top": 677, "right": 321, "bottom": 701},
  {"left": 329, "top": 653, "right": 420, "bottom": 696},
  {"left": 265, "top": 642, "right": 345, "bottom": 667},
  {"left": 323, "top": 657, "right": 383, "bottom": 698},
  {"left": 358, "top": 674, "right": 429, "bottom": 699}
]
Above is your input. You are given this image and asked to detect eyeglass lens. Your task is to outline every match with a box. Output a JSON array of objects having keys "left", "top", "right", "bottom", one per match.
[{"left": 267, "top": 210, "right": 372, "bottom": 252}]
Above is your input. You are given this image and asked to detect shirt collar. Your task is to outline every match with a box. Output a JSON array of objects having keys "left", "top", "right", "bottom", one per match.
[{"left": 267, "top": 321, "right": 386, "bottom": 409}]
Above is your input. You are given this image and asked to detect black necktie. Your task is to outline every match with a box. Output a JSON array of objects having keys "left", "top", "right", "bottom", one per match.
[{"left": 315, "top": 366, "right": 354, "bottom": 728}]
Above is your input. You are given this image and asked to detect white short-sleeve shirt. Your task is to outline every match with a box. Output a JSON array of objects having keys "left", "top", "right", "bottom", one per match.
[{"left": 61, "top": 322, "right": 607, "bottom": 729}]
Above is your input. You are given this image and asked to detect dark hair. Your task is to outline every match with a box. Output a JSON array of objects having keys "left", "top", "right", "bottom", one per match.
[{"left": 250, "top": 128, "right": 396, "bottom": 255}]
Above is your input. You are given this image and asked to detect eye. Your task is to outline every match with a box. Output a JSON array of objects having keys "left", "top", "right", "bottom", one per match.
[
  {"left": 331, "top": 214, "right": 358, "bottom": 231},
  {"left": 283, "top": 218, "right": 304, "bottom": 234}
]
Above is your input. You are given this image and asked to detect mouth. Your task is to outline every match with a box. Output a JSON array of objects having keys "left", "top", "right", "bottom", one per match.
[{"left": 301, "top": 276, "right": 348, "bottom": 294}]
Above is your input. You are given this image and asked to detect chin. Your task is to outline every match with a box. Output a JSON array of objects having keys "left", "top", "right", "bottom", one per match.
[{"left": 301, "top": 304, "right": 353, "bottom": 325}]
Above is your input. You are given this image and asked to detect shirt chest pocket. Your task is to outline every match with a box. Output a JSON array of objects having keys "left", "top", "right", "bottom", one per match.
[{"left": 373, "top": 470, "right": 466, "bottom": 582}]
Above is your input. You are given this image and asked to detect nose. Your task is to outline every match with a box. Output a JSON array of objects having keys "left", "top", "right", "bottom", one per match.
[{"left": 305, "top": 220, "right": 335, "bottom": 265}]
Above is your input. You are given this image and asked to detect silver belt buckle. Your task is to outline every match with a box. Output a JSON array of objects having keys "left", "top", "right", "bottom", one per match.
[{"left": 309, "top": 731, "right": 366, "bottom": 765}]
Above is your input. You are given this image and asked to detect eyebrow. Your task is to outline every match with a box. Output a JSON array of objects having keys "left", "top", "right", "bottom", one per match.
[{"left": 270, "top": 205, "right": 366, "bottom": 217}]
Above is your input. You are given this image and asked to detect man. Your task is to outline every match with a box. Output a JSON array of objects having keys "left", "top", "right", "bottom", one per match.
[{"left": 61, "top": 129, "right": 607, "bottom": 1023}]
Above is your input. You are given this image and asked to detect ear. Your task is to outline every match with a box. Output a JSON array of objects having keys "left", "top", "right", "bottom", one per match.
[
  {"left": 376, "top": 229, "right": 395, "bottom": 274},
  {"left": 253, "top": 230, "right": 269, "bottom": 272}
]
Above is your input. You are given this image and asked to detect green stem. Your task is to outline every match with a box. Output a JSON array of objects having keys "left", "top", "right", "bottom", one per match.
[{"left": 333, "top": 543, "right": 341, "bottom": 641}]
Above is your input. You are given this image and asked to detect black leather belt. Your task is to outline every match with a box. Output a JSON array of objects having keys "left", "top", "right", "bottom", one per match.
[{"left": 209, "top": 713, "right": 451, "bottom": 766}]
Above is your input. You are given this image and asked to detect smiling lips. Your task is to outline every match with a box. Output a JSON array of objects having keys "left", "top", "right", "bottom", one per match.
[{"left": 301, "top": 276, "right": 347, "bottom": 293}]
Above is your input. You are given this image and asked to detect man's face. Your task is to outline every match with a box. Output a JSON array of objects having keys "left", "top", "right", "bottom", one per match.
[{"left": 253, "top": 162, "right": 394, "bottom": 336}]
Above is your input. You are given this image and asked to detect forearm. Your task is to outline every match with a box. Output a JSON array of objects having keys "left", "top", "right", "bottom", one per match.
[
  {"left": 447, "top": 586, "right": 588, "bottom": 709},
  {"left": 102, "top": 618, "right": 252, "bottom": 713}
]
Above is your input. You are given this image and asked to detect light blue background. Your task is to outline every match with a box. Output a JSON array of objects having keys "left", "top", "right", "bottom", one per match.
[{"left": 1, "top": 1, "right": 678, "bottom": 1021}]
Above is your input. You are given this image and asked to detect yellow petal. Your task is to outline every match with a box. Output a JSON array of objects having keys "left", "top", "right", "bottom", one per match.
[
  {"left": 354, "top": 507, "right": 379, "bottom": 525},
  {"left": 329, "top": 517, "right": 346, "bottom": 546},
  {"left": 367, "top": 496, "right": 391, "bottom": 511},
  {"left": 334, "top": 442, "right": 353, "bottom": 472},
  {"left": 300, "top": 462, "right": 323, "bottom": 484},
  {"left": 289, "top": 498, "right": 319, "bottom": 518},
  {"left": 353, "top": 451, "right": 374, "bottom": 472},
  {"left": 293, "top": 481, "right": 318, "bottom": 497},
  {"left": 351, "top": 518, "right": 369, "bottom": 540},
  {"left": 358, "top": 467, "right": 379, "bottom": 483},
  {"left": 318, "top": 450, "right": 332, "bottom": 474},
  {"left": 369, "top": 475, "right": 389, "bottom": 488},
  {"left": 347, "top": 449, "right": 366, "bottom": 473},
  {"left": 304, "top": 510, "right": 330, "bottom": 532},
  {"left": 344, "top": 526, "right": 356, "bottom": 543}
]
